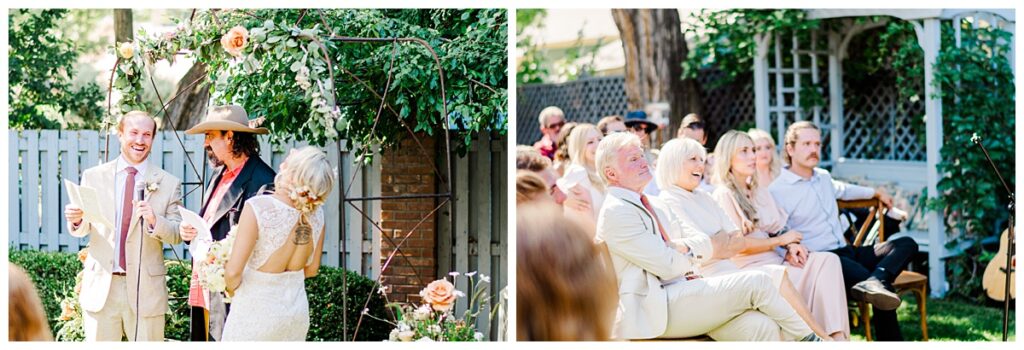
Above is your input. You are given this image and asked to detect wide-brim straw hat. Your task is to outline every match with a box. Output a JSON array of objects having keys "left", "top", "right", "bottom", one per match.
[{"left": 185, "top": 105, "right": 269, "bottom": 135}]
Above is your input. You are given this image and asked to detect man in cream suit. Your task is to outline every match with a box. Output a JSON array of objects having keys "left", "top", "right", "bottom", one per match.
[
  {"left": 64, "top": 111, "right": 183, "bottom": 341},
  {"left": 595, "top": 132, "right": 816, "bottom": 341}
]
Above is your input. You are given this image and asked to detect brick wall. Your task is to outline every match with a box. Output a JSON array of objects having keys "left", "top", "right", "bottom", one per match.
[{"left": 379, "top": 134, "right": 439, "bottom": 302}]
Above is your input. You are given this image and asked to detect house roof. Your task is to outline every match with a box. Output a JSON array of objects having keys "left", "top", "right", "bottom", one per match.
[{"left": 806, "top": 9, "right": 1014, "bottom": 22}]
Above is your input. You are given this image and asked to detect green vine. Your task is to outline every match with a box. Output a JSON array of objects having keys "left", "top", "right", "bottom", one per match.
[
  {"left": 928, "top": 21, "right": 1014, "bottom": 302},
  {"left": 110, "top": 9, "right": 507, "bottom": 158},
  {"left": 683, "top": 9, "right": 820, "bottom": 89}
]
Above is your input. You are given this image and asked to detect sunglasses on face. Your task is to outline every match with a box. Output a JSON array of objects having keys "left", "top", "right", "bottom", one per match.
[
  {"left": 630, "top": 125, "right": 650, "bottom": 134},
  {"left": 545, "top": 120, "right": 565, "bottom": 129}
]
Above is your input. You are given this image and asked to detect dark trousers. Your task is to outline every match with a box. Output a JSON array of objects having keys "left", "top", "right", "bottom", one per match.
[
  {"left": 190, "top": 306, "right": 207, "bottom": 341},
  {"left": 190, "top": 303, "right": 231, "bottom": 341},
  {"left": 829, "top": 236, "right": 919, "bottom": 341}
]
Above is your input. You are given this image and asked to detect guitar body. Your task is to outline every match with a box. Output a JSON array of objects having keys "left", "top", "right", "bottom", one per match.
[{"left": 983, "top": 229, "right": 1015, "bottom": 301}]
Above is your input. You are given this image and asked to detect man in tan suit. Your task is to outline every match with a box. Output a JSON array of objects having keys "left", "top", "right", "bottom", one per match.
[
  {"left": 594, "top": 132, "right": 816, "bottom": 341},
  {"left": 64, "top": 111, "right": 183, "bottom": 341}
]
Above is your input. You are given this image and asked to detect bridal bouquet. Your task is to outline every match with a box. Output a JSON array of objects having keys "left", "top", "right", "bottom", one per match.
[
  {"left": 382, "top": 272, "right": 497, "bottom": 342},
  {"left": 197, "top": 226, "right": 236, "bottom": 293}
]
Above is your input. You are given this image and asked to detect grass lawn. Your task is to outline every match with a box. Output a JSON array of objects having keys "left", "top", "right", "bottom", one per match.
[{"left": 850, "top": 296, "right": 1016, "bottom": 341}]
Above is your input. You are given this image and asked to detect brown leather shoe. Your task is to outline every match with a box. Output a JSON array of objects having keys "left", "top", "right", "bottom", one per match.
[{"left": 850, "top": 279, "right": 902, "bottom": 311}]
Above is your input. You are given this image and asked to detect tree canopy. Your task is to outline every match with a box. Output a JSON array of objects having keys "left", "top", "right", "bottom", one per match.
[{"left": 114, "top": 9, "right": 507, "bottom": 157}]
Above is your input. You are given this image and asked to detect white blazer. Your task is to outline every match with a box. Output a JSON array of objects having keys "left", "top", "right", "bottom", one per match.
[{"left": 596, "top": 186, "right": 713, "bottom": 340}]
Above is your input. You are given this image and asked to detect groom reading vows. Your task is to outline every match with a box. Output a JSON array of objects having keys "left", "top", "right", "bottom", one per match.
[
  {"left": 63, "top": 111, "right": 184, "bottom": 341},
  {"left": 181, "top": 105, "right": 275, "bottom": 341}
]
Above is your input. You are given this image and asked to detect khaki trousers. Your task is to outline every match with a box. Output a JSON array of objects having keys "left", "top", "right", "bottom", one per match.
[
  {"left": 83, "top": 275, "right": 164, "bottom": 341},
  {"left": 661, "top": 270, "right": 811, "bottom": 341}
]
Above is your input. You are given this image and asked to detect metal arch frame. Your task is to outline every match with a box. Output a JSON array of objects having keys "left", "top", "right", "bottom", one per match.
[{"left": 101, "top": 9, "right": 458, "bottom": 341}]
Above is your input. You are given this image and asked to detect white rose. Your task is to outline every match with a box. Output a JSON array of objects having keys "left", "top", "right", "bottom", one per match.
[
  {"left": 413, "top": 304, "right": 431, "bottom": 321},
  {"left": 389, "top": 329, "right": 399, "bottom": 342},
  {"left": 398, "top": 330, "right": 415, "bottom": 342}
]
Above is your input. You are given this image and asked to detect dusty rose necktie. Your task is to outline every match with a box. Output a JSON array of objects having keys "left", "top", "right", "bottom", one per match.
[
  {"left": 639, "top": 194, "right": 671, "bottom": 243},
  {"left": 119, "top": 167, "right": 137, "bottom": 270}
]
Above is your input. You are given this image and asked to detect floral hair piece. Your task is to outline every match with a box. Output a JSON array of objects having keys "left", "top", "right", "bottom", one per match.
[{"left": 288, "top": 185, "right": 325, "bottom": 214}]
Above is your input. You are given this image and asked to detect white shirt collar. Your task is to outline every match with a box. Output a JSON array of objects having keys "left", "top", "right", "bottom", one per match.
[
  {"left": 116, "top": 155, "right": 148, "bottom": 178},
  {"left": 607, "top": 185, "right": 644, "bottom": 204}
]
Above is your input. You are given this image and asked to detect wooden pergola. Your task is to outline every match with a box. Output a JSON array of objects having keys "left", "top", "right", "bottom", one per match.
[{"left": 751, "top": 9, "right": 1015, "bottom": 296}]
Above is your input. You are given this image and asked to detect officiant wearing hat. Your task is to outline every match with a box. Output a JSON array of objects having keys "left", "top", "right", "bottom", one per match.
[{"left": 180, "top": 105, "right": 276, "bottom": 341}]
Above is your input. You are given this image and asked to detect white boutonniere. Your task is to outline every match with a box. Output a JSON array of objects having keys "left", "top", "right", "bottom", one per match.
[{"left": 145, "top": 182, "right": 160, "bottom": 196}]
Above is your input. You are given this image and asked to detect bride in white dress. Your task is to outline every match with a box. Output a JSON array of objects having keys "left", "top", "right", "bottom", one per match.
[{"left": 221, "top": 147, "right": 334, "bottom": 341}]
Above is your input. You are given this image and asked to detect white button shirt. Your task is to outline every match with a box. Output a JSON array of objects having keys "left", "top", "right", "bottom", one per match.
[{"left": 767, "top": 167, "right": 875, "bottom": 252}]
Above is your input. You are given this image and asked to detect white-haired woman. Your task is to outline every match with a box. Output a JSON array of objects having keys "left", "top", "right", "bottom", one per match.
[
  {"left": 560, "top": 123, "right": 605, "bottom": 221},
  {"left": 747, "top": 128, "right": 783, "bottom": 185},
  {"left": 711, "top": 130, "right": 849, "bottom": 340},
  {"left": 657, "top": 137, "right": 835, "bottom": 341},
  {"left": 222, "top": 146, "right": 335, "bottom": 341}
]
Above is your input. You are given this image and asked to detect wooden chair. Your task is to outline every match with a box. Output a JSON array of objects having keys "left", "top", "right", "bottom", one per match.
[
  {"left": 597, "top": 241, "right": 712, "bottom": 341},
  {"left": 838, "top": 199, "right": 929, "bottom": 341}
]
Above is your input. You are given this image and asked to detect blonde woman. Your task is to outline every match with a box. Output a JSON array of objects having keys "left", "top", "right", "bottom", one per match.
[
  {"left": 711, "top": 130, "right": 849, "bottom": 340},
  {"left": 561, "top": 123, "right": 606, "bottom": 220},
  {"left": 552, "top": 122, "right": 579, "bottom": 176},
  {"left": 747, "top": 128, "right": 783, "bottom": 185},
  {"left": 9, "top": 264, "right": 53, "bottom": 341},
  {"left": 222, "top": 146, "right": 335, "bottom": 341},
  {"left": 517, "top": 202, "right": 618, "bottom": 340}
]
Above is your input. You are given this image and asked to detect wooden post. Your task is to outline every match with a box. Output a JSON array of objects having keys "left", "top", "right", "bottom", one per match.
[
  {"left": 754, "top": 33, "right": 772, "bottom": 133},
  {"left": 921, "top": 18, "right": 947, "bottom": 297}
]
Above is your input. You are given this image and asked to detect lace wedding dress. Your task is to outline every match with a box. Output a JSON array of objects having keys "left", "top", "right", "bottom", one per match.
[{"left": 221, "top": 195, "right": 325, "bottom": 341}]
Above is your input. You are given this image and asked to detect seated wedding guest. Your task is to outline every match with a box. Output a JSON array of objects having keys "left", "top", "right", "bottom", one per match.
[
  {"left": 623, "top": 110, "right": 662, "bottom": 196},
  {"left": 9, "top": 264, "right": 53, "bottom": 341},
  {"left": 518, "top": 145, "right": 596, "bottom": 234},
  {"left": 769, "top": 121, "right": 918, "bottom": 341},
  {"left": 552, "top": 122, "right": 579, "bottom": 176},
  {"left": 562, "top": 123, "right": 606, "bottom": 220},
  {"left": 533, "top": 106, "right": 565, "bottom": 159},
  {"left": 517, "top": 201, "right": 618, "bottom": 341},
  {"left": 517, "top": 170, "right": 554, "bottom": 205},
  {"left": 747, "top": 128, "right": 783, "bottom": 185},
  {"left": 676, "top": 113, "right": 707, "bottom": 146},
  {"left": 595, "top": 132, "right": 817, "bottom": 341},
  {"left": 516, "top": 145, "right": 567, "bottom": 205},
  {"left": 710, "top": 132, "right": 848, "bottom": 340},
  {"left": 597, "top": 115, "right": 627, "bottom": 135},
  {"left": 656, "top": 137, "right": 836, "bottom": 340}
]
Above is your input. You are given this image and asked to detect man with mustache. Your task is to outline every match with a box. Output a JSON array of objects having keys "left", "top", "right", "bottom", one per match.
[
  {"left": 768, "top": 121, "right": 918, "bottom": 341},
  {"left": 64, "top": 111, "right": 184, "bottom": 341},
  {"left": 180, "top": 105, "right": 276, "bottom": 341}
]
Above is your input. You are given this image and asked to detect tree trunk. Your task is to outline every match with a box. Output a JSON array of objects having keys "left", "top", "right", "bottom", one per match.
[
  {"left": 612, "top": 9, "right": 703, "bottom": 139},
  {"left": 164, "top": 62, "right": 212, "bottom": 130},
  {"left": 114, "top": 9, "right": 133, "bottom": 43}
]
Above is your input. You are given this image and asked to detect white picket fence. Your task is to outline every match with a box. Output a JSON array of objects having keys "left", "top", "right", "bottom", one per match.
[{"left": 9, "top": 130, "right": 382, "bottom": 278}]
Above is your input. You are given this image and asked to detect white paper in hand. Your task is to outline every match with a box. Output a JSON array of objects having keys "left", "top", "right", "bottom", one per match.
[
  {"left": 181, "top": 208, "right": 213, "bottom": 260},
  {"left": 65, "top": 179, "right": 113, "bottom": 228}
]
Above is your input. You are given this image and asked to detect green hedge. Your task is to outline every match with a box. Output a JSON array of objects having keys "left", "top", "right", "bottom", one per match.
[
  {"left": 10, "top": 249, "right": 391, "bottom": 341},
  {"left": 9, "top": 249, "right": 80, "bottom": 333}
]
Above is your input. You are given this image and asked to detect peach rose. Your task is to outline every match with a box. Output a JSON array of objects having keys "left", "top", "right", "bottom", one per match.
[
  {"left": 419, "top": 279, "right": 458, "bottom": 312},
  {"left": 77, "top": 248, "right": 88, "bottom": 263},
  {"left": 220, "top": 26, "right": 249, "bottom": 57}
]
